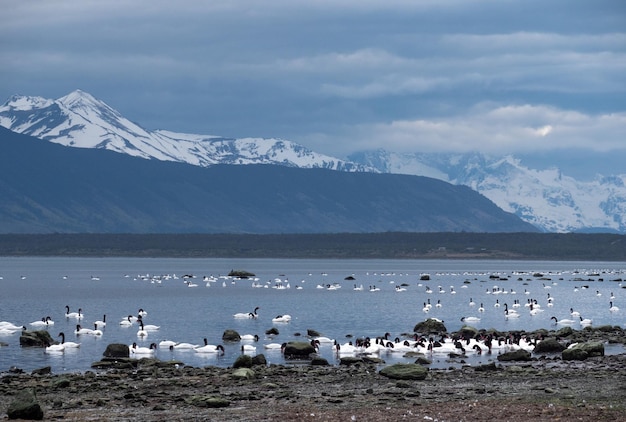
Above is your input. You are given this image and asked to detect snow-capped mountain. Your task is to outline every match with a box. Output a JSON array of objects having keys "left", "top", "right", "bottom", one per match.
[
  {"left": 348, "top": 150, "right": 626, "bottom": 234},
  {"left": 0, "top": 90, "right": 370, "bottom": 172}
]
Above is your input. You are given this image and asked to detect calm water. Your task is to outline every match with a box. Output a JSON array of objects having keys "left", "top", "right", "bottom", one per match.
[{"left": 0, "top": 257, "right": 624, "bottom": 374}]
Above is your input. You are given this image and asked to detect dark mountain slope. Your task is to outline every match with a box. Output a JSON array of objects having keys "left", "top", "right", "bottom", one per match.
[{"left": 0, "top": 127, "right": 538, "bottom": 233}]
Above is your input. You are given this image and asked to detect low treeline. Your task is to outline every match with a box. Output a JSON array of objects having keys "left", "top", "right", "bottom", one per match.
[{"left": 0, "top": 232, "right": 624, "bottom": 261}]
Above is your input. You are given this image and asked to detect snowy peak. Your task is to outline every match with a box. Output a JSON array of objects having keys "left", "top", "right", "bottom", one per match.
[
  {"left": 0, "top": 90, "right": 371, "bottom": 172},
  {"left": 348, "top": 150, "right": 626, "bottom": 234}
]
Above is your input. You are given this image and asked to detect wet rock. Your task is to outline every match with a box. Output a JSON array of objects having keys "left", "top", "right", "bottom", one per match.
[
  {"left": 233, "top": 354, "right": 253, "bottom": 369},
  {"left": 475, "top": 362, "right": 498, "bottom": 372},
  {"left": 31, "top": 366, "right": 51, "bottom": 376},
  {"left": 103, "top": 343, "right": 130, "bottom": 358},
  {"left": 187, "top": 395, "right": 230, "bottom": 408},
  {"left": 19, "top": 330, "right": 54, "bottom": 348},
  {"left": 265, "top": 327, "right": 279, "bottom": 336},
  {"left": 563, "top": 341, "right": 605, "bottom": 361},
  {"left": 7, "top": 389, "right": 43, "bottom": 420},
  {"left": 251, "top": 354, "right": 267, "bottom": 366},
  {"left": 379, "top": 363, "right": 428, "bottom": 380},
  {"left": 497, "top": 350, "right": 532, "bottom": 362},
  {"left": 222, "top": 329, "right": 241, "bottom": 342},
  {"left": 533, "top": 338, "right": 565, "bottom": 353},
  {"left": 232, "top": 368, "right": 255, "bottom": 379},
  {"left": 414, "top": 356, "right": 432, "bottom": 365},
  {"left": 413, "top": 318, "right": 447, "bottom": 334},
  {"left": 311, "top": 357, "right": 330, "bottom": 366},
  {"left": 283, "top": 341, "right": 316, "bottom": 359},
  {"left": 307, "top": 329, "right": 322, "bottom": 337}
]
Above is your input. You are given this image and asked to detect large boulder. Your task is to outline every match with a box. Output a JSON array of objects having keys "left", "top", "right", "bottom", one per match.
[
  {"left": 283, "top": 341, "right": 316, "bottom": 359},
  {"left": 413, "top": 319, "right": 447, "bottom": 334},
  {"left": 562, "top": 342, "right": 605, "bottom": 361},
  {"left": 7, "top": 390, "right": 43, "bottom": 420},
  {"left": 533, "top": 338, "right": 565, "bottom": 354},
  {"left": 19, "top": 330, "right": 54, "bottom": 348},
  {"left": 379, "top": 363, "right": 428, "bottom": 380},
  {"left": 222, "top": 330, "right": 241, "bottom": 342},
  {"left": 103, "top": 343, "right": 130, "bottom": 358},
  {"left": 497, "top": 350, "right": 532, "bottom": 362}
]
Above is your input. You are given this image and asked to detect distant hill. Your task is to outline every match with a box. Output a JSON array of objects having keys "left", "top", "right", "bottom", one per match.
[{"left": 0, "top": 127, "right": 536, "bottom": 233}]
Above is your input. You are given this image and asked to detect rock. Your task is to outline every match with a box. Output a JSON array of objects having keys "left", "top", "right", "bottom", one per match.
[
  {"left": 338, "top": 357, "right": 361, "bottom": 366},
  {"left": 251, "top": 354, "right": 267, "bottom": 366},
  {"left": 19, "top": 330, "right": 54, "bottom": 348},
  {"left": 222, "top": 329, "right": 241, "bottom": 342},
  {"left": 533, "top": 338, "right": 565, "bottom": 353},
  {"left": 103, "top": 343, "right": 130, "bottom": 358},
  {"left": 456, "top": 325, "right": 478, "bottom": 338},
  {"left": 265, "top": 327, "right": 279, "bottom": 336},
  {"left": 7, "top": 390, "right": 43, "bottom": 420},
  {"left": 307, "top": 329, "right": 322, "bottom": 337},
  {"left": 232, "top": 368, "right": 255, "bottom": 379},
  {"left": 414, "top": 356, "right": 432, "bottom": 365},
  {"left": 187, "top": 395, "right": 230, "bottom": 408},
  {"left": 54, "top": 378, "right": 71, "bottom": 389},
  {"left": 556, "top": 326, "right": 574, "bottom": 337},
  {"left": 475, "top": 362, "right": 498, "bottom": 372},
  {"left": 31, "top": 366, "right": 51, "bottom": 376},
  {"left": 497, "top": 350, "right": 532, "bottom": 362},
  {"left": 413, "top": 318, "right": 447, "bottom": 334},
  {"left": 283, "top": 341, "right": 316, "bottom": 359},
  {"left": 563, "top": 342, "right": 605, "bottom": 361},
  {"left": 311, "top": 357, "right": 330, "bottom": 366},
  {"left": 379, "top": 363, "right": 428, "bottom": 380},
  {"left": 233, "top": 354, "right": 253, "bottom": 369}
]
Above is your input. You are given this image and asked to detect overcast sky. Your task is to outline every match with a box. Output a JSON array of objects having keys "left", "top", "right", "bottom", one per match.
[{"left": 2, "top": 0, "right": 625, "bottom": 170}]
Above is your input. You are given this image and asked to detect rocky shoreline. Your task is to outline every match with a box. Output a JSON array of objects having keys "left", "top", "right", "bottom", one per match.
[{"left": 3, "top": 325, "right": 626, "bottom": 421}]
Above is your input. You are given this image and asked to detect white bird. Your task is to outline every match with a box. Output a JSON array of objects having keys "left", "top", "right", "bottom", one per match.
[
  {"left": 45, "top": 342, "right": 64, "bottom": 353},
  {"left": 263, "top": 342, "right": 285, "bottom": 350},
  {"left": 130, "top": 342, "right": 156, "bottom": 355},
  {"left": 172, "top": 342, "right": 199, "bottom": 350},
  {"left": 194, "top": 338, "right": 225, "bottom": 354},
  {"left": 58, "top": 332, "right": 80, "bottom": 348},
  {"left": 579, "top": 316, "right": 593, "bottom": 326},
  {"left": 158, "top": 340, "right": 177, "bottom": 348},
  {"left": 74, "top": 324, "right": 94, "bottom": 335},
  {"left": 30, "top": 316, "right": 53, "bottom": 327},
  {"left": 551, "top": 316, "right": 575, "bottom": 325},
  {"left": 91, "top": 323, "right": 103, "bottom": 336},
  {"left": 609, "top": 302, "right": 619, "bottom": 312},
  {"left": 137, "top": 318, "right": 159, "bottom": 330},
  {"left": 240, "top": 334, "right": 259, "bottom": 342},
  {"left": 119, "top": 315, "right": 134, "bottom": 326},
  {"left": 137, "top": 322, "right": 148, "bottom": 337},
  {"left": 65, "top": 306, "right": 82, "bottom": 319},
  {"left": 460, "top": 316, "right": 480, "bottom": 323},
  {"left": 94, "top": 315, "right": 106, "bottom": 328},
  {"left": 272, "top": 314, "right": 291, "bottom": 323},
  {"left": 234, "top": 307, "right": 259, "bottom": 319},
  {"left": 241, "top": 344, "right": 257, "bottom": 353}
]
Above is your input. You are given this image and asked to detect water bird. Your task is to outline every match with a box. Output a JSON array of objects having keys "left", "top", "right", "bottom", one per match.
[
  {"left": 609, "top": 302, "right": 619, "bottom": 312},
  {"left": 194, "top": 339, "right": 225, "bottom": 354},
  {"left": 58, "top": 332, "right": 80, "bottom": 348},
  {"left": 94, "top": 315, "right": 106, "bottom": 328},
  {"left": 272, "top": 314, "right": 291, "bottom": 323},
  {"left": 130, "top": 342, "right": 156, "bottom": 355},
  {"left": 234, "top": 307, "right": 259, "bottom": 319}
]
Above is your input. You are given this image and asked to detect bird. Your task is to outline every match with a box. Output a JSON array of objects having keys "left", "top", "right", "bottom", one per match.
[
  {"left": 119, "top": 315, "right": 134, "bottom": 326},
  {"left": 272, "top": 314, "right": 291, "bottom": 323},
  {"left": 460, "top": 316, "right": 481, "bottom": 323},
  {"left": 137, "top": 322, "right": 148, "bottom": 337},
  {"left": 136, "top": 317, "right": 159, "bottom": 330},
  {"left": 240, "top": 334, "right": 259, "bottom": 342},
  {"left": 234, "top": 307, "right": 259, "bottom": 319},
  {"left": 130, "top": 342, "right": 156, "bottom": 355},
  {"left": 74, "top": 324, "right": 94, "bottom": 335},
  {"left": 551, "top": 316, "right": 575, "bottom": 325},
  {"left": 94, "top": 315, "right": 106, "bottom": 328},
  {"left": 45, "top": 342, "right": 64, "bottom": 353},
  {"left": 30, "top": 316, "right": 53, "bottom": 327},
  {"left": 241, "top": 344, "right": 257, "bottom": 353},
  {"left": 609, "top": 302, "right": 619, "bottom": 312},
  {"left": 194, "top": 338, "right": 225, "bottom": 354},
  {"left": 263, "top": 342, "right": 286, "bottom": 350},
  {"left": 58, "top": 332, "right": 80, "bottom": 348},
  {"left": 158, "top": 340, "right": 177, "bottom": 348},
  {"left": 91, "top": 323, "right": 103, "bottom": 336},
  {"left": 172, "top": 342, "right": 199, "bottom": 349},
  {"left": 579, "top": 316, "right": 593, "bottom": 326},
  {"left": 65, "top": 306, "right": 81, "bottom": 319}
]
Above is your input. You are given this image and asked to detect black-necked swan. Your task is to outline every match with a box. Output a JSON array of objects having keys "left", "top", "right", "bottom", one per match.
[
  {"left": 58, "top": 332, "right": 80, "bottom": 348},
  {"left": 579, "top": 316, "right": 593, "bottom": 325},
  {"left": 30, "top": 316, "right": 53, "bottom": 327},
  {"left": 234, "top": 307, "right": 259, "bottom": 319},
  {"left": 240, "top": 334, "right": 259, "bottom": 342},
  {"left": 65, "top": 306, "right": 80, "bottom": 319},
  {"left": 241, "top": 344, "right": 257, "bottom": 353},
  {"left": 263, "top": 342, "right": 286, "bottom": 350},
  {"left": 130, "top": 342, "right": 156, "bottom": 355},
  {"left": 158, "top": 340, "right": 177, "bottom": 348},
  {"left": 94, "top": 315, "right": 106, "bottom": 328},
  {"left": 119, "top": 315, "right": 134, "bottom": 326},
  {"left": 92, "top": 323, "right": 103, "bottom": 336},
  {"left": 137, "top": 321, "right": 148, "bottom": 337},
  {"left": 551, "top": 316, "right": 575, "bottom": 325},
  {"left": 74, "top": 324, "right": 94, "bottom": 335},
  {"left": 609, "top": 302, "right": 619, "bottom": 312},
  {"left": 272, "top": 314, "right": 291, "bottom": 323},
  {"left": 136, "top": 316, "right": 159, "bottom": 330},
  {"left": 194, "top": 339, "right": 225, "bottom": 354},
  {"left": 45, "top": 341, "right": 64, "bottom": 353},
  {"left": 460, "top": 316, "right": 480, "bottom": 323}
]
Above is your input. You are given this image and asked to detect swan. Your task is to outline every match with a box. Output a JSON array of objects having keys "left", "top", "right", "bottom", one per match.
[
  {"left": 74, "top": 324, "right": 94, "bottom": 335},
  {"left": 158, "top": 340, "right": 177, "bottom": 348},
  {"left": 137, "top": 322, "right": 148, "bottom": 337},
  {"left": 130, "top": 342, "right": 157, "bottom": 355},
  {"left": 241, "top": 344, "right": 257, "bottom": 353},
  {"left": 138, "top": 308, "right": 148, "bottom": 317},
  {"left": 65, "top": 306, "right": 81, "bottom": 319},
  {"left": 240, "top": 334, "right": 259, "bottom": 342},
  {"left": 45, "top": 342, "right": 64, "bottom": 353},
  {"left": 194, "top": 339, "right": 225, "bottom": 354},
  {"left": 234, "top": 307, "right": 259, "bottom": 319},
  {"left": 272, "top": 314, "right": 291, "bottom": 323},
  {"left": 91, "top": 323, "right": 103, "bottom": 336},
  {"left": 460, "top": 316, "right": 480, "bottom": 323},
  {"left": 119, "top": 315, "right": 134, "bottom": 326},
  {"left": 0, "top": 322, "right": 25, "bottom": 331},
  {"left": 570, "top": 308, "right": 580, "bottom": 317},
  {"left": 478, "top": 303, "right": 485, "bottom": 313},
  {"left": 505, "top": 310, "right": 520, "bottom": 319},
  {"left": 551, "top": 316, "right": 575, "bottom": 325},
  {"left": 333, "top": 341, "right": 357, "bottom": 355},
  {"left": 136, "top": 317, "right": 160, "bottom": 330},
  {"left": 94, "top": 315, "right": 106, "bottom": 328},
  {"left": 579, "top": 316, "right": 593, "bottom": 326},
  {"left": 609, "top": 302, "right": 619, "bottom": 312},
  {"left": 30, "top": 317, "right": 53, "bottom": 327},
  {"left": 58, "top": 332, "right": 80, "bottom": 348},
  {"left": 263, "top": 342, "right": 286, "bottom": 350},
  {"left": 172, "top": 342, "right": 199, "bottom": 349}
]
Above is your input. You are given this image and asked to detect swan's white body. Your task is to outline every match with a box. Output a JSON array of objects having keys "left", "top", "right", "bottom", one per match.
[
  {"left": 272, "top": 314, "right": 291, "bottom": 323},
  {"left": 58, "top": 332, "right": 80, "bottom": 348}
]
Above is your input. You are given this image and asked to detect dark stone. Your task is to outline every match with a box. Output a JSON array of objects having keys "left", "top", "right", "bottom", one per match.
[
  {"left": 379, "top": 363, "right": 428, "bottom": 380},
  {"left": 7, "top": 390, "right": 43, "bottom": 420},
  {"left": 265, "top": 327, "right": 279, "bottom": 336},
  {"left": 103, "top": 343, "right": 130, "bottom": 358},
  {"left": 307, "top": 329, "right": 322, "bottom": 337},
  {"left": 233, "top": 354, "right": 253, "bottom": 369},
  {"left": 251, "top": 354, "right": 267, "bottom": 366},
  {"left": 311, "top": 357, "right": 330, "bottom": 366},
  {"left": 187, "top": 396, "right": 230, "bottom": 408},
  {"left": 562, "top": 341, "right": 605, "bottom": 361},
  {"left": 562, "top": 348, "right": 588, "bottom": 361},
  {"left": 31, "top": 366, "right": 51, "bottom": 376},
  {"left": 533, "top": 338, "right": 566, "bottom": 353},
  {"left": 413, "top": 318, "right": 447, "bottom": 334},
  {"left": 19, "top": 330, "right": 54, "bottom": 348},
  {"left": 222, "top": 330, "right": 241, "bottom": 342},
  {"left": 414, "top": 356, "right": 432, "bottom": 365},
  {"left": 283, "top": 341, "right": 316, "bottom": 359},
  {"left": 475, "top": 362, "right": 498, "bottom": 372},
  {"left": 497, "top": 350, "right": 532, "bottom": 362}
]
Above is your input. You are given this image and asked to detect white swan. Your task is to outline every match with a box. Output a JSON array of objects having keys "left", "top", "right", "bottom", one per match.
[
  {"left": 158, "top": 340, "right": 177, "bottom": 348},
  {"left": 263, "top": 342, "right": 285, "bottom": 350},
  {"left": 91, "top": 323, "right": 103, "bottom": 336},
  {"left": 234, "top": 307, "right": 259, "bottom": 319},
  {"left": 551, "top": 316, "right": 575, "bottom": 325},
  {"left": 460, "top": 316, "right": 480, "bottom": 323},
  {"left": 240, "top": 334, "right": 259, "bottom": 342},
  {"left": 65, "top": 306, "right": 82, "bottom": 319},
  {"left": 94, "top": 315, "right": 106, "bottom": 328},
  {"left": 194, "top": 338, "right": 225, "bottom": 354},
  {"left": 119, "top": 315, "right": 134, "bottom": 326},
  {"left": 30, "top": 316, "right": 53, "bottom": 327},
  {"left": 74, "top": 324, "right": 94, "bottom": 335},
  {"left": 58, "top": 332, "right": 80, "bottom": 348},
  {"left": 609, "top": 302, "right": 619, "bottom": 312},
  {"left": 137, "top": 322, "right": 148, "bottom": 337},
  {"left": 130, "top": 342, "right": 156, "bottom": 355},
  {"left": 272, "top": 314, "right": 291, "bottom": 323},
  {"left": 241, "top": 344, "right": 257, "bottom": 353},
  {"left": 45, "top": 342, "right": 64, "bottom": 353}
]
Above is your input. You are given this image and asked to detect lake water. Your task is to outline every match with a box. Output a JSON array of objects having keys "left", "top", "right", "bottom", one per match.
[{"left": 0, "top": 257, "right": 624, "bottom": 374}]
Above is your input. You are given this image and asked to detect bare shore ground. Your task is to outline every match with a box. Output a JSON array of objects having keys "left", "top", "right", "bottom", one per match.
[{"left": 2, "top": 353, "right": 626, "bottom": 421}]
